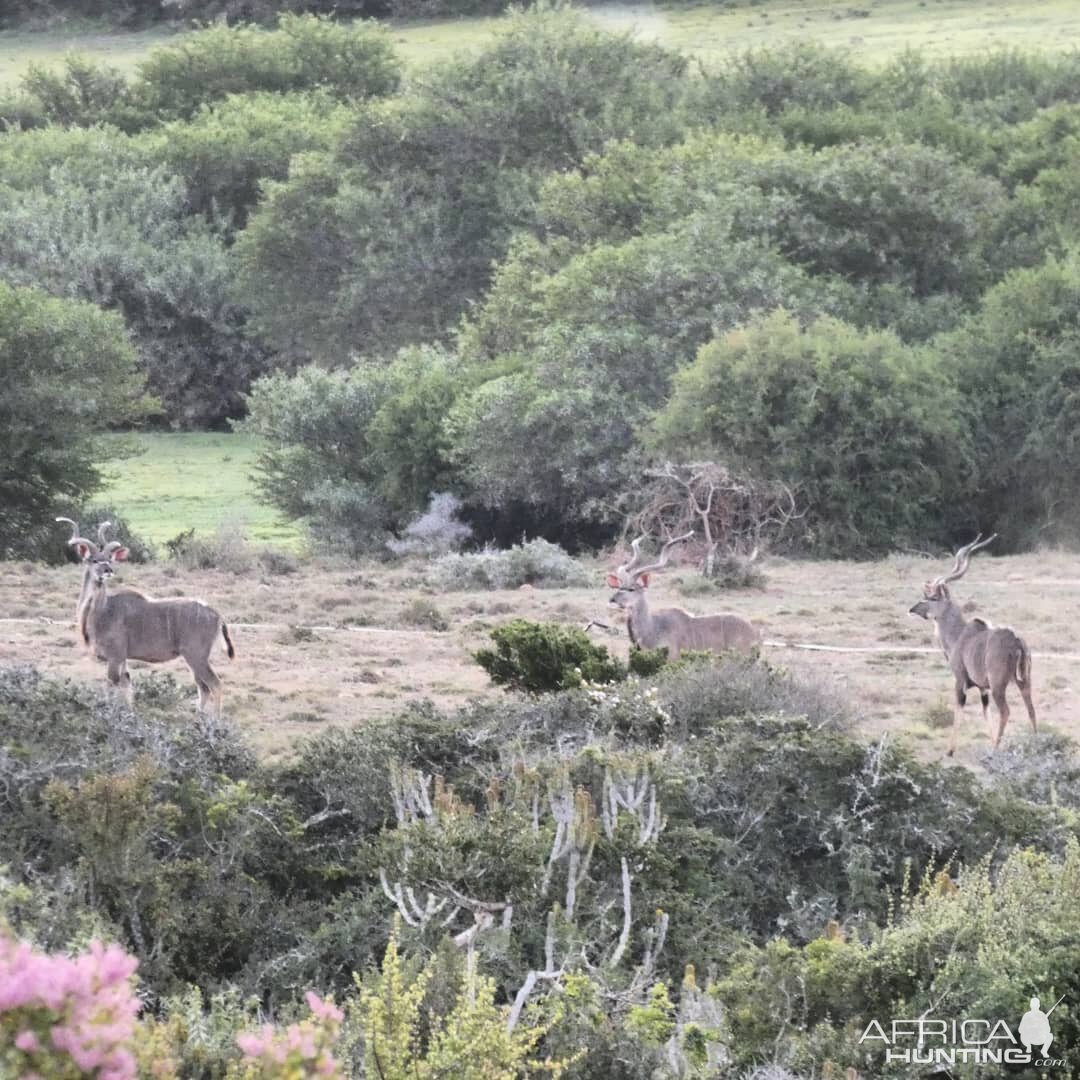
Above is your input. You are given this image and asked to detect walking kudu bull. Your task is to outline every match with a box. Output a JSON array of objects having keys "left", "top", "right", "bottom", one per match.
[{"left": 908, "top": 534, "right": 1036, "bottom": 755}]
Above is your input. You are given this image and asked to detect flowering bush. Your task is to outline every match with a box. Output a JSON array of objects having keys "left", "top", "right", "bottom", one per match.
[
  {"left": 230, "top": 992, "right": 344, "bottom": 1079},
  {"left": 0, "top": 935, "right": 141, "bottom": 1079}
]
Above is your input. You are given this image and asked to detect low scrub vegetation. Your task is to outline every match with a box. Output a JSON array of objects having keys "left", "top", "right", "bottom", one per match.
[
  {"left": 2, "top": 658, "right": 1078, "bottom": 1074},
  {"left": 430, "top": 538, "right": 592, "bottom": 591}
]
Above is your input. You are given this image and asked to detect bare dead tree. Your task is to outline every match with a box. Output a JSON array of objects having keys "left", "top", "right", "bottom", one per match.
[{"left": 625, "top": 462, "right": 800, "bottom": 576}]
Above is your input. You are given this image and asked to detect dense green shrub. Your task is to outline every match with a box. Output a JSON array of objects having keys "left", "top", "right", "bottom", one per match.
[
  {"left": 20, "top": 54, "right": 130, "bottom": 127},
  {"left": 234, "top": 6, "right": 693, "bottom": 364},
  {"left": 940, "top": 254, "right": 1080, "bottom": 548},
  {"left": 653, "top": 311, "right": 974, "bottom": 556},
  {"left": 699, "top": 41, "right": 875, "bottom": 118},
  {"left": 237, "top": 364, "right": 394, "bottom": 550},
  {"left": 0, "top": 160, "right": 269, "bottom": 427},
  {"left": 127, "top": 14, "right": 401, "bottom": 125},
  {"left": 474, "top": 619, "right": 626, "bottom": 693},
  {"left": 713, "top": 843, "right": 1080, "bottom": 1075},
  {"left": 156, "top": 90, "right": 350, "bottom": 227},
  {"left": 0, "top": 283, "right": 151, "bottom": 560}
]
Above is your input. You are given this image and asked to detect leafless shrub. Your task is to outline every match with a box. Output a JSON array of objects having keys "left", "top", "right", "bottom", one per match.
[
  {"left": 388, "top": 492, "right": 473, "bottom": 558},
  {"left": 623, "top": 462, "right": 801, "bottom": 577}
]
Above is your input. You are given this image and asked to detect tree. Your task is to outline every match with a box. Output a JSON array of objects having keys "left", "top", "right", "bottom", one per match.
[
  {"left": 0, "top": 161, "right": 268, "bottom": 427},
  {"left": 652, "top": 310, "right": 973, "bottom": 556},
  {"left": 234, "top": 5, "right": 693, "bottom": 364},
  {"left": 0, "top": 282, "right": 151, "bottom": 559},
  {"left": 939, "top": 253, "right": 1080, "bottom": 548}
]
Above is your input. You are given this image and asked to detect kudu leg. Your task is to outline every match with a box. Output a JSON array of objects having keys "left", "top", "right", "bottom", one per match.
[
  {"left": 188, "top": 655, "right": 223, "bottom": 719},
  {"left": 991, "top": 686, "right": 1011, "bottom": 750},
  {"left": 106, "top": 658, "right": 133, "bottom": 707},
  {"left": 949, "top": 682, "right": 966, "bottom": 757},
  {"left": 1019, "top": 682, "right": 1037, "bottom": 735}
]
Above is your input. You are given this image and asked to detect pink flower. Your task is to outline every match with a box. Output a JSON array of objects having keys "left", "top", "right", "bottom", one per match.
[
  {"left": 305, "top": 991, "right": 344, "bottom": 1024},
  {"left": 15, "top": 1029, "right": 40, "bottom": 1052}
]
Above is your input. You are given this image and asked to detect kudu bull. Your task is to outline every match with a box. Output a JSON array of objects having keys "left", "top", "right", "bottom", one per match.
[
  {"left": 607, "top": 531, "right": 759, "bottom": 658},
  {"left": 57, "top": 518, "right": 235, "bottom": 716},
  {"left": 909, "top": 534, "right": 1036, "bottom": 755}
]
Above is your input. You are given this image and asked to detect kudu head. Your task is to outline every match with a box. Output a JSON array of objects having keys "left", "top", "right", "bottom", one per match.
[
  {"left": 56, "top": 517, "right": 129, "bottom": 587},
  {"left": 909, "top": 533, "right": 997, "bottom": 620},
  {"left": 607, "top": 531, "right": 694, "bottom": 611}
]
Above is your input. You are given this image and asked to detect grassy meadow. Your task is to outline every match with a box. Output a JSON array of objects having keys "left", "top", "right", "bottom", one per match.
[
  {"left": 5, "top": 0, "right": 1080, "bottom": 87},
  {"left": 96, "top": 432, "right": 303, "bottom": 549}
]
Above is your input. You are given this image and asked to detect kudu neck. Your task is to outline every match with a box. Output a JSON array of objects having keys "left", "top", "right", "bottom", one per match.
[
  {"left": 932, "top": 600, "right": 969, "bottom": 651},
  {"left": 626, "top": 587, "right": 654, "bottom": 645}
]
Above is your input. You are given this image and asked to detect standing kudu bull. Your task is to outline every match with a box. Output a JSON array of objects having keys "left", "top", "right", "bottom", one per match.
[
  {"left": 607, "top": 531, "right": 759, "bottom": 658},
  {"left": 57, "top": 518, "right": 235, "bottom": 716},
  {"left": 909, "top": 534, "right": 1036, "bottom": 755}
]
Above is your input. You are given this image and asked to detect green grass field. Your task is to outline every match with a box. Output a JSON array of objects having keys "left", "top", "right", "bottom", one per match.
[
  {"left": 4, "top": 0, "right": 1080, "bottom": 87},
  {"left": 97, "top": 432, "right": 304, "bottom": 549}
]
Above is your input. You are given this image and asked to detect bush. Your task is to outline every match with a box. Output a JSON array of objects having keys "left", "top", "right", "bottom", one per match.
[
  {"left": 127, "top": 14, "right": 401, "bottom": 126},
  {"left": 166, "top": 524, "right": 255, "bottom": 572},
  {"left": 388, "top": 492, "right": 472, "bottom": 558},
  {"left": 430, "top": 539, "right": 591, "bottom": 590},
  {"left": 703, "top": 553, "right": 767, "bottom": 591},
  {"left": 20, "top": 54, "right": 130, "bottom": 127},
  {"left": 399, "top": 598, "right": 449, "bottom": 632},
  {"left": 0, "top": 159, "right": 269, "bottom": 428},
  {"left": 0, "top": 282, "right": 151, "bottom": 561},
  {"left": 653, "top": 311, "right": 974, "bottom": 556},
  {"left": 156, "top": 90, "right": 350, "bottom": 228},
  {"left": 474, "top": 619, "right": 626, "bottom": 693}
]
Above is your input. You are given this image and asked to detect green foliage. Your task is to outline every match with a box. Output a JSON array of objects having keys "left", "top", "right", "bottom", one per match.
[
  {"left": 627, "top": 647, "right": 670, "bottom": 678},
  {"left": 940, "top": 253, "right": 1080, "bottom": 548},
  {"left": 474, "top": 619, "right": 626, "bottom": 693},
  {"left": 713, "top": 843, "right": 1080, "bottom": 1074},
  {"left": 700, "top": 40, "right": 875, "bottom": 118},
  {"left": 237, "top": 364, "right": 394, "bottom": 552},
  {"left": 235, "top": 6, "right": 692, "bottom": 364},
  {"left": 157, "top": 91, "right": 350, "bottom": 227},
  {"left": 20, "top": 53, "right": 129, "bottom": 126},
  {"left": 353, "top": 928, "right": 558, "bottom": 1079},
  {"left": 0, "top": 158, "right": 268, "bottom": 427},
  {"left": 0, "top": 282, "right": 150, "bottom": 560},
  {"left": 654, "top": 311, "right": 974, "bottom": 556},
  {"left": 127, "top": 14, "right": 401, "bottom": 126}
]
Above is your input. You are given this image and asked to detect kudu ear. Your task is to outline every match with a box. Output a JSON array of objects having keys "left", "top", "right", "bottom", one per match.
[
  {"left": 606, "top": 573, "right": 621, "bottom": 588},
  {"left": 638, "top": 573, "right": 650, "bottom": 588},
  {"left": 74, "top": 542, "right": 93, "bottom": 561},
  {"left": 111, "top": 547, "right": 130, "bottom": 562}
]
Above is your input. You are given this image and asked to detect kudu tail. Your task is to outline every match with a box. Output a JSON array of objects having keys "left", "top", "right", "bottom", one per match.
[
  {"left": 221, "top": 622, "right": 236, "bottom": 661},
  {"left": 1015, "top": 638, "right": 1031, "bottom": 687}
]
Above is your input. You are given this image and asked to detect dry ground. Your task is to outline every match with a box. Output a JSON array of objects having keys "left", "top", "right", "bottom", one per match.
[{"left": 1, "top": 550, "right": 1077, "bottom": 765}]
